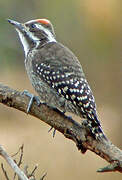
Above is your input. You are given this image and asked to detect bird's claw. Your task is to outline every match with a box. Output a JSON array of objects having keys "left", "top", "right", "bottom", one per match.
[
  {"left": 21, "top": 90, "right": 40, "bottom": 113},
  {"left": 48, "top": 127, "right": 56, "bottom": 138}
]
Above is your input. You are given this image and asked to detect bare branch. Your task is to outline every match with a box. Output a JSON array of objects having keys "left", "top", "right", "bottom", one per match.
[
  {"left": 0, "top": 144, "right": 46, "bottom": 180},
  {"left": 0, "top": 83, "right": 122, "bottom": 173},
  {"left": 0, "top": 145, "right": 29, "bottom": 180}
]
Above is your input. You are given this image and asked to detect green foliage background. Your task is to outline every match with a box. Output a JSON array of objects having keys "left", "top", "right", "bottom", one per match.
[{"left": 0, "top": 0, "right": 121, "bottom": 179}]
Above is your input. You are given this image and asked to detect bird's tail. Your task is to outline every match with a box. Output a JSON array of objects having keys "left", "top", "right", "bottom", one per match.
[
  {"left": 84, "top": 117, "right": 107, "bottom": 141},
  {"left": 91, "top": 124, "right": 107, "bottom": 140}
]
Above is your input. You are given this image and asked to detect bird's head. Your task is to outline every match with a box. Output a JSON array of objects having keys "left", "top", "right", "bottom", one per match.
[{"left": 8, "top": 18, "right": 56, "bottom": 56}]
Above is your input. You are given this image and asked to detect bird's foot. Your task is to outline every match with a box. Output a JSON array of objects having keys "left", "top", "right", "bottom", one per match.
[
  {"left": 48, "top": 127, "right": 56, "bottom": 138},
  {"left": 21, "top": 90, "right": 41, "bottom": 113}
]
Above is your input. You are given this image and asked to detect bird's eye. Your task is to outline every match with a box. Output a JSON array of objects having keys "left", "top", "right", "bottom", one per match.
[{"left": 31, "top": 24, "right": 36, "bottom": 28}]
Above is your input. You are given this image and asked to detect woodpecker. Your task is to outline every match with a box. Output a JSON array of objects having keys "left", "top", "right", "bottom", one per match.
[{"left": 8, "top": 18, "right": 106, "bottom": 140}]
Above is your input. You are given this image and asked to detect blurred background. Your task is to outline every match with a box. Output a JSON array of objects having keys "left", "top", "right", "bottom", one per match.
[{"left": 0, "top": 0, "right": 121, "bottom": 179}]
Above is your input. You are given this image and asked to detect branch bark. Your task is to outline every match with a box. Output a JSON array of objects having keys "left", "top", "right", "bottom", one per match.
[{"left": 0, "top": 83, "right": 122, "bottom": 173}]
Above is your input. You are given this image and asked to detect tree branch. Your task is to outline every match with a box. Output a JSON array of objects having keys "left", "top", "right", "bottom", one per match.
[
  {"left": 0, "top": 145, "right": 29, "bottom": 180},
  {"left": 0, "top": 144, "right": 47, "bottom": 180},
  {"left": 0, "top": 83, "right": 122, "bottom": 173}
]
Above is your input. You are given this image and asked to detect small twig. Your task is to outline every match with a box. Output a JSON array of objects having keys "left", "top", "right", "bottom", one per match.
[
  {"left": 29, "top": 164, "right": 38, "bottom": 177},
  {"left": 40, "top": 172, "right": 47, "bottom": 180},
  {"left": 1, "top": 163, "right": 10, "bottom": 180},
  {"left": 23, "top": 165, "right": 40, "bottom": 180},
  {"left": 13, "top": 144, "right": 24, "bottom": 180},
  {"left": 12, "top": 144, "right": 24, "bottom": 158},
  {"left": 17, "top": 144, "right": 24, "bottom": 167}
]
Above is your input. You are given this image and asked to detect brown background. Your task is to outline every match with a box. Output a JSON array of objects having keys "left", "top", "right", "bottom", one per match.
[{"left": 0, "top": 0, "right": 121, "bottom": 179}]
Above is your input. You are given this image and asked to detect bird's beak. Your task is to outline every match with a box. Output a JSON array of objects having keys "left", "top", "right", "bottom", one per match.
[{"left": 7, "top": 19, "right": 25, "bottom": 32}]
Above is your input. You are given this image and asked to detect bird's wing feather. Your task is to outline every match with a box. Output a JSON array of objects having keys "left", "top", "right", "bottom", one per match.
[{"left": 32, "top": 42, "right": 99, "bottom": 124}]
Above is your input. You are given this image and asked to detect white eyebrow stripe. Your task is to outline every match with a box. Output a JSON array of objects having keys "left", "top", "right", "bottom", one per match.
[{"left": 35, "top": 24, "right": 56, "bottom": 43}]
